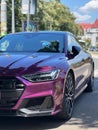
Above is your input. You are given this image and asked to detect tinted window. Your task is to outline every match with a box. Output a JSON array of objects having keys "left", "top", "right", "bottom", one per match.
[
  {"left": 68, "top": 35, "right": 81, "bottom": 52},
  {"left": 0, "top": 33, "right": 64, "bottom": 53},
  {"left": 67, "top": 34, "right": 82, "bottom": 59}
]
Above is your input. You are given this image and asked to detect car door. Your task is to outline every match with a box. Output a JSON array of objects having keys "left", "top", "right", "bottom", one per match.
[{"left": 67, "top": 34, "right": 89, "bottom": 96}]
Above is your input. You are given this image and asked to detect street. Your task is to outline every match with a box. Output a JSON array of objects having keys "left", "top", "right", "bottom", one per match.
[{"left": 0, "top": 55, "right": 98, "bottom": 130}]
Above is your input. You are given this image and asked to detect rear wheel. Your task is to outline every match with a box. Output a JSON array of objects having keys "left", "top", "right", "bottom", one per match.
[
  {"left": 57, "top": 72, "right": 75, "bottom": 120},
  {"left": 85, "top": 67, "right": 94, "bottom": 92}
]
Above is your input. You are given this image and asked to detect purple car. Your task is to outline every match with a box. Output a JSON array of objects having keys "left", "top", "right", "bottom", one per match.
[{"left": 0, "top": 31, "right": 94, "bottom": 120}]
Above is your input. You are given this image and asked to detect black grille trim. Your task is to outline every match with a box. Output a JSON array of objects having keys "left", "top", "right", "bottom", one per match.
[
  {"left": 0, "top": 76, "right": 25, "bottom": 108},
  {"left": 0, "top": 76, "right": 25, "bottom": 90}
]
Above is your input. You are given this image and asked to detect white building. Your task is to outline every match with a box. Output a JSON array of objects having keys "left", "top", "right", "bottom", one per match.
[{"left": 79, "top": 19, "right": 98, "bottom": 47}]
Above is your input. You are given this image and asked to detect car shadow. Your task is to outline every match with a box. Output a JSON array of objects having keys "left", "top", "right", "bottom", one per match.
[
  {"left": 0, "top": 116, "right": 65, "bottom": 130},
  {"left": 0, "top": 78, "right": 98, "bottom": 130}
]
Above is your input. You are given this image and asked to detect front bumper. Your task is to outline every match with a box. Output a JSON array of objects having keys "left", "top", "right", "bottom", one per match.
[
  {"left": 0, "top": 96, "right": 54, "bottom": 117},
  {"left": 0, "top": 109, "right": 53, "bottom": 117},
  {"left": 0, "top": 76, "right": 64, "bottom": 117}
]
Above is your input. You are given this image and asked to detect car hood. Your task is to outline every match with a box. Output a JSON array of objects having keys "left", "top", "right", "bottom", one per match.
[{"left": 0, "top": 52, "right": 67, "bottom": 76}]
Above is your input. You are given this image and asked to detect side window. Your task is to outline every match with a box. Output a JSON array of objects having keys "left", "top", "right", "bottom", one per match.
[
  {"left": 67, "top": 35, "right": 81, "bottom": 59},
  {"left": 68, "top": 35, "right": 73, "bottom": 52}
]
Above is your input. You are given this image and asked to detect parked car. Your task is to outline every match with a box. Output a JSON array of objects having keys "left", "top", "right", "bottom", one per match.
[
  {"left": 89, "top": 46, "right": 98, "bottom": 51},
  {"left": 0, "top": 31, "right": 94, "bottom": 120}
]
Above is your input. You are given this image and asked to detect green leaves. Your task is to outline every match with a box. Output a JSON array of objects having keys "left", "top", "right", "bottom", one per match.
[
  {"left": 5, "top": 0, "right": 83, "bottom": 36},
  {"left": 37, "top": 0, "right": 83, "bottom": 35}
]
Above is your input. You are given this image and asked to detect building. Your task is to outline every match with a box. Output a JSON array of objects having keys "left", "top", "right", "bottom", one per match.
[{"left": 79, "top": 19, "right": 98, "bottom": 46}]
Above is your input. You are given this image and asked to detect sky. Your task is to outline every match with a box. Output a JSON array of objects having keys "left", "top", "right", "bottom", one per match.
[{"left": 61, "top": 0, "right": 98, "bottom": 23}]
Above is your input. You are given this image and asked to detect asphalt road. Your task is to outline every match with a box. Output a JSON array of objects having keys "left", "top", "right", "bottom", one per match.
[{"left": 0, "top": 56, "right": 98, "bottom": 130}]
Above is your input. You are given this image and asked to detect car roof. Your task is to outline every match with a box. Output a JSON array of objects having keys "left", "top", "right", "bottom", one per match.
[{"left": 7, "top": 31, "right": 73, "bottom": 36}]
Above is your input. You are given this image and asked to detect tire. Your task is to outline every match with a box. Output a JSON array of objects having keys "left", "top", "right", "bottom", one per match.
[
  {"left": 85, "top": 67, "right": 94, "bottom": 92},
  {"left": 57, "top": 72, "right": 75, "bottom": 120}
]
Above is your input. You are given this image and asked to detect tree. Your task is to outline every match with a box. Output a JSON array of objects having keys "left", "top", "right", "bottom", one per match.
[
  {"left": 1, "top": 0, "right": 82, "bottom": 35},
  {"left": 37, "top": 0, "right": 83, "bottom": 35},
  {"left": 6, "top": 0, "right": 26, "bottom": 33}
]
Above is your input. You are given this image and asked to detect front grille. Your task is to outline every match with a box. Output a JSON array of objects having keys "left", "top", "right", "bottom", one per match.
[
  {"left": 0, "top": 77, "right": 24, "bottom": 89},
  {"left": 0, "top": 77, "right": 25, "bottom": 108}
]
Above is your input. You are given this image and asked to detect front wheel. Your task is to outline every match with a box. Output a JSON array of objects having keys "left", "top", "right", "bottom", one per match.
[{"left": 57, "top": 73, "right": 75, "bottom": 120}]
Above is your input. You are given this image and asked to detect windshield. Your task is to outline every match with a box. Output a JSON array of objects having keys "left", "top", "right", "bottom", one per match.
[{"left": 0, "top": 33, "right": 64, "bottom": 53}]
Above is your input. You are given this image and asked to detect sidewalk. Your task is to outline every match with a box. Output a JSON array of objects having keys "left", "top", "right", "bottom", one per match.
[
  {"left": 91, "top": 53, "right": 98, "bottom": 77},
  {"left": 90, "top": 52, "right": 98, "bottom": 58}
]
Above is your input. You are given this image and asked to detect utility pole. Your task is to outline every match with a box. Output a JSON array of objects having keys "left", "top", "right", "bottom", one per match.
[
  {"left": 22, "top": 0, "right": 38, "bottom": 31},
  {"left": 27, "top": 0, "right": 30, "bottom": 32},
  {"left": 1, "top": 0, "right": 7, "bottom": 36},
  {"left": 12, "top": 0, "right": 15, "bottom": 33}
]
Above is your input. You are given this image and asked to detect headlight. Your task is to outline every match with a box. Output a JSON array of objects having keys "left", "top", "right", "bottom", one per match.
[{"left": 22, "top": 69, "right": 60, "bottom": 82}]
